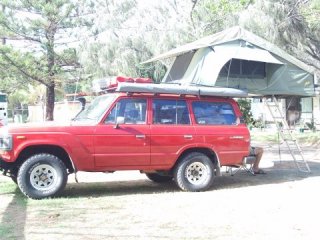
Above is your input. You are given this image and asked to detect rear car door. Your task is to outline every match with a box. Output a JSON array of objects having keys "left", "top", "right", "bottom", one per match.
[
  {"left": 150, "top": 98, "right": 196, "bottom": 166},
  {"left": 192, "top": 100, "right": 250, "bottom": 165}
]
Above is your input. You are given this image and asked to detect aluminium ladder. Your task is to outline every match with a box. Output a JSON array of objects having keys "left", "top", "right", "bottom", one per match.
[{"left": 264, "top": 96, "right": 310, "bottom": 173}]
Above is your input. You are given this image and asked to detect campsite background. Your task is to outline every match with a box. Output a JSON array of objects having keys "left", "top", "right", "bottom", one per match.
[
  {"left": 0, "top": 0, "right": 319, "bottom": 122},
  {"left": 1, "top": 2, "right": 320, "bottom": 239}
]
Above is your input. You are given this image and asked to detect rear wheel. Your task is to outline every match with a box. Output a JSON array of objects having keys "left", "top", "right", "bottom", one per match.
[
  {"left": 174, "top": 152, "right": 215, "bottom": 191},
  {"left": 17, "top": 154, "right": 68, "bottom": 199},
  {"left": 145, "top": 173, "right": 173, "bottom": 183}
]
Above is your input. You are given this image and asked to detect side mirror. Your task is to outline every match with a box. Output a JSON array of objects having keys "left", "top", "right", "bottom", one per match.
[{"left": 114, "top": 116, "right": 125, "bottom": 129}]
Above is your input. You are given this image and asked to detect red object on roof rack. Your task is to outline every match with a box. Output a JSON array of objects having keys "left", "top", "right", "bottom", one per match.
[
  {"left": 65, "top": 92, "right": 88, "bottom": 97},
  {"left": 106, "top": 76, "right": 153, "bottom": 91}
]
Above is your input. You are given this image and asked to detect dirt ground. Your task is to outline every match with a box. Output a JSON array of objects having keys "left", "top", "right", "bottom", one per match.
[{"left": 1, "top": 139, "right": 320, "bottom": 240}]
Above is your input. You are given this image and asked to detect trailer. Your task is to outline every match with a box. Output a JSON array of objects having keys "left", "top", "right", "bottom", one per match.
[{"left": 0, "top": 92, "right": 8, "bottom": 126}]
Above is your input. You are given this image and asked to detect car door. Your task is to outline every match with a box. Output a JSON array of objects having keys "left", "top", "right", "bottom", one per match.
[
  {"left": 192, "top": 100, "right": 250, "bottom": 165},
  {"left": 94, "top": 97, "right": 150, "bottom": 167},
  {"left": 150, "top": 98, "right": 196, "bottom": 166}
]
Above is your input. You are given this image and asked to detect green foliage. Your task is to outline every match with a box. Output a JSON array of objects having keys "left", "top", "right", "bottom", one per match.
[
  {"left": 237, "top": 99, "right": 267, "bottom": 128},
  {"left": 0, "top": 0, "right": 319, "bottom": 117},
  {"left": 238, "top": 0, "right": 319, "bottom": 72},
  {"left": 237, "top": 99, "right": 255, "bottom": 127},
  {"left": 78, "top": 0, "right": 195, "bottom": 80},
  {"left": 300, "top": 0, "right": 320, "bottom": 30},
  {"left": 305, "top": 120, "right": 316, "bottom": 132},
  {"left": 204, "top": 0, "right": 251, "bottom": 13},
  {"left": 0, "top": 0, "right": 92, "bottom": 120},
  {"left": 137, "top": 63, "right": 167, "bottom": 83},
  {"left": 191, "top": 0, "right": 252, "bottom": 34}
]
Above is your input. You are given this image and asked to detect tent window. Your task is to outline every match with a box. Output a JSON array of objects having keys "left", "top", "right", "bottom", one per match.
[
  {"left": 164, "top": 51, "right": 195, "bottom": 82},
  {"left": 301, "top": 98, "right": 312, "bottom": 113},
  {"left": 219, "top": 59, "right": 266, "bottom": 78},
  {"left": 0, "top": 95, "right": 7, "bottom": 102}
]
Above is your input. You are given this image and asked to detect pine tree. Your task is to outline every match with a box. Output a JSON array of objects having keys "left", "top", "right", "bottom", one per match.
[{"left": 0, "top": 0, "right": 93, "bottom": 120}]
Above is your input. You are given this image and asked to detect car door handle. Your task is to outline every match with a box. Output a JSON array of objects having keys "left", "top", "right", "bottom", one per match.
[
  {"left": 229, "top": 136, "right": 244, "bottom": 139},
  {"left": 136, "top": 134, "right": 146, "bottom": 139},
  {"left": 184, "top": 135, "right": 193, "bottom": 139}
]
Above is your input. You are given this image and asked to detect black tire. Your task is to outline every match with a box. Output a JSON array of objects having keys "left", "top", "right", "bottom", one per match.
[
  {"left": 145, "top": 173, "right": 173, "bottom": 183},
  {"left": 9, "top": 168, "right": 18, "bottom": 184},
  {"left": 17, "top": 154, "right": 68, "bottom": 199},
  {"left": 174, "top": 152, "right": 215, "bottom": 192}
]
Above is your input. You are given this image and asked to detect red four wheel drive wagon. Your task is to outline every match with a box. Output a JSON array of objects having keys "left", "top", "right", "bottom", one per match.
[{"left": 0, "top": 78, "right": 251, "bottom": 199}]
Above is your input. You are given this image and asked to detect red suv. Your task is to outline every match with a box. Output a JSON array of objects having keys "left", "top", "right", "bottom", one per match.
[{"left": 0, "top": 81, "right": 250, "bottom": 199}]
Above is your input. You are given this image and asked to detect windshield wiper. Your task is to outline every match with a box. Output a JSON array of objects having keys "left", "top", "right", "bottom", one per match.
[{"left": 72, "top": 116, "right": 96, "bottom": 121}]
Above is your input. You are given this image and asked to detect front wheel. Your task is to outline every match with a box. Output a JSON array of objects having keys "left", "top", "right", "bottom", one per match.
[
  {"left": 17, "top": 154, "right": 68, "bottom": 199},
  {"left": 174, "top": 152, "right": 215, "bottom": 192}
]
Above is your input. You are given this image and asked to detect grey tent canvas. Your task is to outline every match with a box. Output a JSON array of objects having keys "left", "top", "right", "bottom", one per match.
[{"left": 144, "top": 26, "right": 316, "bottom": 97}]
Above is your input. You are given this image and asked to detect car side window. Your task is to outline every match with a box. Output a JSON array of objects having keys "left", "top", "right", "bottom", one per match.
[
  {"left": 105, "top": 98, "right": 147, "bottom": 124},
  {"left": 153, "top": 99, "right": 190, "bottom": 125},
  {"left": 192, "top": 101, "right": 236, "bottom": 125}
]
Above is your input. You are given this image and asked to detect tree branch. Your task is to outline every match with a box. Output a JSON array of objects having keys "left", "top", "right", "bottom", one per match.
[
  {"left": 0, "top": 20, "right": 42, "bottom": 43},
  {"left": 0, "top": 49, "right": 48, "bottom": 86},
  {"left": 190, "top": 0, "right": 198, "bottom": 30}
]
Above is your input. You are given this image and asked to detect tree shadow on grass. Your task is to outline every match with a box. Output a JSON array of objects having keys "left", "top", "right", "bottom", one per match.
[
  {"left": 212, "top": 160, "right": 320, "bottom": 190},
  {"left": 62, "top": 179, "right": 179, "bottom": 198},
  {"left": 61, "top": 160, "right": 320, "bottom": 198},
  {"left": 0, "top": 186, "right": 27, "bottom": 240}
]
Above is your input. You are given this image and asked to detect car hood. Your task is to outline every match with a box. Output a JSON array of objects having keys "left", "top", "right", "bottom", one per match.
[{"left": 0, "top": 121, "right": 96, "bottom": 135}]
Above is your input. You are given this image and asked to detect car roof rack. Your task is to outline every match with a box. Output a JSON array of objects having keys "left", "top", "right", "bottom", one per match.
[{"left": 115, "top": 82, "right": 248, "bottom": 98}]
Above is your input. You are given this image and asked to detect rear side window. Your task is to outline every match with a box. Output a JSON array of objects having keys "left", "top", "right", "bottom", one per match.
[
  {"left": 192, "top": 101, "right": 236, "bottom": 125},
  {"left": 105, "top": 98, "right": 147, "bottom": 124},
  {"left": 153, "top": 99, "right": 190, "bottom": 125}
]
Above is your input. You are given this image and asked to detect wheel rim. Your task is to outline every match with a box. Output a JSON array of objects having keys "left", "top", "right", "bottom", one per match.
[
  {"left": 185, "top": 162, "right": 209, "bottom": 185},
  {"left": 30, "top": 164, "right": 57, "bottom": 191}
]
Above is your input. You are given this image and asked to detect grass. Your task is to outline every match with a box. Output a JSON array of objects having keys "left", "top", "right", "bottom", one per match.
[
  {"left": 1, "top": 168, "right": 320, "bottom": 240},
  {"left": 0, "top": 181, "right": 17, "bottom": 195},
  {"left": 0, "top": 131, "right": 319, "bottom": 239},
  {"left": 0, "top": 223, "right": 15, "bottom": 240},
  {"left": 0, "top": 180, "right": 175, "bottom": 239},
  {"left": 251, "top": 130, "right": 320, "bottom": 146},
  {"left": 0, "top": 181, "right": 25, "bottom": 240},
  {"left": 294, "top": 132, "right": 320, "bottom": 145}
]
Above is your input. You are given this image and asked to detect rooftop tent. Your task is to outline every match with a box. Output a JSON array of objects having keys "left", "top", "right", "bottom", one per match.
[{"left": 143, "top": 26, "right": 316, "bottom": 97}]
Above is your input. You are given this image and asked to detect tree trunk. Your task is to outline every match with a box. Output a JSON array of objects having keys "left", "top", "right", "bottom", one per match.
[
  {"left": 45, "top": 22, "right": 56, "bottom": 121},
  {"left": 46, "top": 84, "right": 55, "bottom": 121},
  {"left": 1, "top": 5, "right": 6, "bottom": 45}
]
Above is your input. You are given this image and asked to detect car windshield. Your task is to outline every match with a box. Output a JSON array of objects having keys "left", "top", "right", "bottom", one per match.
[{"left": 73, "top": 94, "right": 116, "bottom": 122}]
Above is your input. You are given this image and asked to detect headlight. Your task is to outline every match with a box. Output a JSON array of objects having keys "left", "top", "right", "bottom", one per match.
[{"left": 0, "top": 135, "right": 12, "bottom": 150}]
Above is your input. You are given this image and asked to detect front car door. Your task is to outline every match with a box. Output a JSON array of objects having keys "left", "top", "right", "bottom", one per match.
[{"left": 94, "top": 97, "right": 150, "bottom": 168}]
